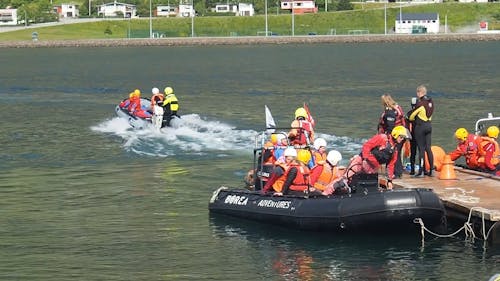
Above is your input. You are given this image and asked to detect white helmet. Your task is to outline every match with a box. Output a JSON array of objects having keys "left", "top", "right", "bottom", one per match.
[
  {"left": 313, "top": 138, "right": 327, "bottom": 150},
  {"left": 152, "top": 87, "right": 160, "bottom": 95},
  {"left": 284, "top": 147, "right": 297, "bottom": 158},
  {"left": 276, "top": 133, "right": 287, "bottom": 145},
  {"left": 326, "top": 150, "right": 342, "bottom": 166}
]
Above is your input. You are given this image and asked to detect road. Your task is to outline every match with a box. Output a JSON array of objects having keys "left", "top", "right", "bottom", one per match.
[{"left": 0, "top": 18, "right": 118, "bottom": 33}]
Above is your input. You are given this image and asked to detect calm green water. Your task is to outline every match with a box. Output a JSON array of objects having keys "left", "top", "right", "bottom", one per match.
[{"left": 1, "top": 42, "right": 499, "bottom": 280}]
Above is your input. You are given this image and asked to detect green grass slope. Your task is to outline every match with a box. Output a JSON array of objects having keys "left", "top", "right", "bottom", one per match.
[{"left": 0, "top": 3, "right": 499, "bottom": 41}]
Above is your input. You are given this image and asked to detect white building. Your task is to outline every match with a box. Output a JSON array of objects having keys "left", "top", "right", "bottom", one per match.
[
  {"left": 0, "top": 8, "right": 17, "bottom": 25},
  {"left": 395, "top": 13, "right": 439, "bottom": 34},
  {"left": 237, "top": 3, "right": 254, "bottom": 16},
  {"left": 213, "top": 3, "right": 254, "bottom": 16},
  {"left": 178, "top": 4, "right": 195, "bottom": 17},
  {"left": 280, "top": 0, "right": 318, "bottom": 14},
  {"left": 97, "top": 1, "right": 137, "bottom": 18},
  {"left": 54, "top": 4, "right": 80, "bottom": 18},
  {"left": 156, "top": 5, "right": 177, "bottom": 17}
]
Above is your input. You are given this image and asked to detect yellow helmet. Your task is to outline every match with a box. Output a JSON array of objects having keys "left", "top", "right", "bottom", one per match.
[
  {"left": 270, "top": 133, "right": 278, "bottom": 145},
  {"left": 487, "top": 126, "right": 499, "bottom": 138},
  {"left": 134, "top": 89, "right": 141, "bottom": 96},
  {"left": 295, "top": 107, "right": 307, "bottom": 119},
  {"left": 164, "top": 87, "right": 174, "bottom": 95},
  {"left": 297, "top": 149, "right": 312, "bottom": 164},
  {"left": 391, "top": 125, "right": 408, "bottom": 139},
  {"left": 454, "top": 128, "right": 468, "bottom": 141}
]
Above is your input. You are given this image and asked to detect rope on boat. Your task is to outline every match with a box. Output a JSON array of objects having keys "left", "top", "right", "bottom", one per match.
[{"left": 414, "top": 207, "right": 499, "bottom": 242}]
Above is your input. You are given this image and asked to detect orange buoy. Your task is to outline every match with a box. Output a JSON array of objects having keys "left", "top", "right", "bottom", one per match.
[
  {"left": 403, "top": 140, "right": 411, "bottom": 158},
  {"left": 424, "top": 145, "right": 446, "bottom": 172},
  {"left": 439, "top": 154, "right": 457, "bottom": 180}
]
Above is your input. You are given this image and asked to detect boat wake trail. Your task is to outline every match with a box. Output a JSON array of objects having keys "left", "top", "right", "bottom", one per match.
[{"left": 91, "top": 114, "right": 257, "bottom": 157}]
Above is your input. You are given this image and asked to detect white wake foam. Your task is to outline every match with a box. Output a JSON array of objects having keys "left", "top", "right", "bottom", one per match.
[{"left": 92, "top": 115, "right": 364, "bottom": 160}]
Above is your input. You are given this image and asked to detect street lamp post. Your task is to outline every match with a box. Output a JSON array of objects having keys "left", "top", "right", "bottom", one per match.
[
  {"left": 384, "top": 3, "right": 387, "bottom": 35},
  {"left": 265, "top": 0, "right": 268, "bottom": 36},
  {"left": 149, "top": 0, "right": 153, "bottom": 38},
  {"left": 291, "top": 1, "right": 294, "bottom": 36},
  {"left": 88, "top": 0, "right": 91, "bottom": 16}
]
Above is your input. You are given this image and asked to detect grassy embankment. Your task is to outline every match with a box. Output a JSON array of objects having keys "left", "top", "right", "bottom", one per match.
[{"left": 0, "top": 3, "right": 499, "bottom": 41}]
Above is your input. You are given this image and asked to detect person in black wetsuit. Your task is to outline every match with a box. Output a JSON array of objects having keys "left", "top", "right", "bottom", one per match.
[{"left": 407, "top": 85, "right": 434, "bottom": 177}]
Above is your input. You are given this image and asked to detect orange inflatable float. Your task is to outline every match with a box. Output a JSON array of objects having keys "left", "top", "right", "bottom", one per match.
[{"left": 424, "top": 145, "right": 446, "bottom": 172}]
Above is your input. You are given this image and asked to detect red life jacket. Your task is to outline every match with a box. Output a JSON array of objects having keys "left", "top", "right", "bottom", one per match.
[{"left": 290, "top": 120, "right": 314, "bottom": 145}]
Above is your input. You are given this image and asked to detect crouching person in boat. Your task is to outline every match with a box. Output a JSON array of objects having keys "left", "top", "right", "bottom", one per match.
[
  {"left": 309, "top": 150, "right": 343, "bottom": 194},
  {"left": 119, "top": 89, "right": 140, "bottom": 110},
  {"left": 261, "top": 147, "right": 321, "bottom": 196},
  {"left": 448, "top": 127, "right": 481, "bottom": 170},
  {"left": 330, "top": 125, "right": 409, "bottom": 192},
  {"left": 477, "top": 126, "right": 500, "bottom": 176},
  {"left": 128, "top": 89, "right": 152, "bottom": 118}
]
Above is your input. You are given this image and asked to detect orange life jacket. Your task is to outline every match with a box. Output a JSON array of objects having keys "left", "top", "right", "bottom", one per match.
[
  {"left": 272, "top": 162, "right": 290, "bottom": 193},
  {"left": 288, "top": 163, "right": 310, "bottom": 192},
  {"left": 478, "top": 137, "right": 500, "bottom": 166},
  {"left": 313, "top": 164, "right": 340, "bottom": 191},
  {"left": 151, "top": 94, "right": 164, "bottom": 108},
  {"left": 313, "top": 151, "right": 327, "bottom": 165}
]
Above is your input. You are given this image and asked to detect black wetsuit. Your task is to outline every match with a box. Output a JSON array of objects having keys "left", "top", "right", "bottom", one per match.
[{"left": 409, "top": 95, "right": 434, "bottom": 176}]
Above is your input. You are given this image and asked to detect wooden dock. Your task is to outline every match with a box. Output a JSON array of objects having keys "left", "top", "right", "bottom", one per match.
[{"left": 393, "top": 167, "right": 500, "bottom": 243}]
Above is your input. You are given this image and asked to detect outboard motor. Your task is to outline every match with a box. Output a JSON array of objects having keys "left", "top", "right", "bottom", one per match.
[{"left": 348, "top": 173, "right": 379, "bottom": 193}]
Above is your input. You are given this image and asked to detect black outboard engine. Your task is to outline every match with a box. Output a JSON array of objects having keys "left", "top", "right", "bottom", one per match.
[{"left": 348, "top": 173, "right": 379, "bottom": 193}]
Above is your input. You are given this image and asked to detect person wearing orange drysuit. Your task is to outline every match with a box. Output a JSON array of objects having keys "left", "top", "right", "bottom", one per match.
[
  {"left": 477, "top": 126, "right": 500, "bottom": 176},
  {"left": 448, "top": 127, "right": 481, "bottom": 170}
]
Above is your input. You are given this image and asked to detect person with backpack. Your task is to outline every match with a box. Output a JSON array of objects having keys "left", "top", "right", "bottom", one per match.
[{"left": 377, "top": 94, "right": 406, "bottom": 178}]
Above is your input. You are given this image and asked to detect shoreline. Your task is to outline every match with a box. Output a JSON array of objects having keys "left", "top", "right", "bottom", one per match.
[{"left": 1, "top": 33, "right": 500, "bottom": 48}]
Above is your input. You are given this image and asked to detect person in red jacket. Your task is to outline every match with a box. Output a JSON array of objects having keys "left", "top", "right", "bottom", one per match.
[
  {"left": 288, "top": 107, "right": 314, "bottom": 146},
  {"left": 448, "top": 127, "right": 481, "bottom": 170},
  {"left": 477, "top": 126, "right": 500, "bottom": 176},
  {"left": 343, "top": 125, "right": 409, "bottom": 190},
  {"left": 377, "top": 94, "right": 406, "bottom": 178},
  {"left": 119, "top": 89, "right": 140, "bottom": 109},
  {"left": 128, "top": 89, "right": 152, "bottom": 118}
]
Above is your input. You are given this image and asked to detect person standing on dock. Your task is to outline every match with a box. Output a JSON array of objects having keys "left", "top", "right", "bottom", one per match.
[
  {"left": 407, "top": 85, "right": 434, "bottom": 177},
  {"left": 478, "top": 126, "right": 500, "bottom": 176},
  {"left": 377, "top": 94, "right": 406, "bottom": 178}
]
